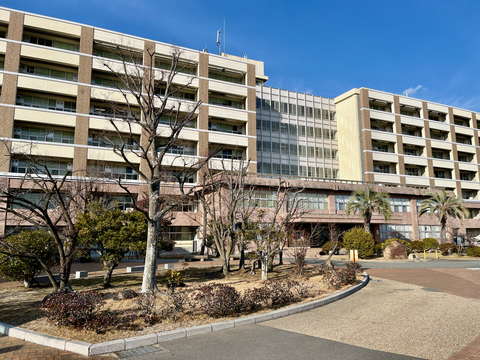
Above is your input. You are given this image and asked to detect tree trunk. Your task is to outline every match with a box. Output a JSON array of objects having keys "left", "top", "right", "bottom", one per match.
[
  {"left": 58, "top": 255, "right": 74, "bottom": 292},
  {"left": 440, "top": 219, "right": 447, "bottom": 244},
  {"left": 103, "top": 262, "right": 118, "bottom": 288},
  {"left": 238, "top": 244, "right": 245, "bottom": 270},
  {"left": 142, "top": 218, "right": 159, "bottom": 293},
  {"left": 278, "top": 250, "right": 283, "bottom": 265},
  {"left": 221, "top": 256, "right": 230, "bottom": 276},
  {"left": 267, "top": 255, "right": 274, "bottom": 272},
  {"left": 364, "top": 222, "right": 370, "bottom": 234},
  {"left": 261, "top": 259, "right": 268, "bottom": 280}
]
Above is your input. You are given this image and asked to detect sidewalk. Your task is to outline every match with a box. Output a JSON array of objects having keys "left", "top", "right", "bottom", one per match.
[{"left": 0, "top": 335, "right": 113, "bottom": 360}]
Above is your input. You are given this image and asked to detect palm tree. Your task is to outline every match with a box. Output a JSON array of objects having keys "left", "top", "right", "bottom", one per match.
[
  {"left": 345, "top": 187, "right": 392, "bottom": 233},
  {"left": 418, "top": 190, "right": 469, "bottom": 244}
]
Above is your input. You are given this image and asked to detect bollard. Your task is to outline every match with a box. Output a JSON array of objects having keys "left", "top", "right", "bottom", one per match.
[
  {"left": 424, "top": 250, "right": 426, "bottom": 260},
  {"left": 435, "top": 249, "right": 438, "bottom": 259}
]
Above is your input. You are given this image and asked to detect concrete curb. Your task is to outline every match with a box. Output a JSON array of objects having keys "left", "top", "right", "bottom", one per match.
[{"left": 0, "top": 274, "right": 369, "bottom": 356}]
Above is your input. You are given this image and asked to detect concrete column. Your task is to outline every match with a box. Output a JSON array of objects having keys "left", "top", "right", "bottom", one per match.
[
  {"left": 0, "top": 12, "right": 24, "bottom": 172},
  {"left": 73, "top": 26, "right": 94, "bottom": 176}
]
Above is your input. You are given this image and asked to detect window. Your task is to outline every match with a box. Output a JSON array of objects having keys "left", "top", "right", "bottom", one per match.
[
  {"left": 11, "top": 158, "right": 72, "bottom": 176},
  {"left": 23, "top": 35, "right": 79, "bottom": 52},
  {"left": 158, "top": 60, "right": 196, "bottom": 75},
  {"left": 298, "top": 106, "right": 305, "bottom": 116},
  {"left": 9, "top": 192, "right": 58, "bottom": 209},
  {"left": 429, "top": 115, "right": 439, "bottom": 121},
  {"left": 307, "top": 126, "right": 314, "bottom": 137},
  {"left": 97, "top": 194, "right": 136, "bottom": 211},
  {"left": 271, "top": 122, "right": 280, "bottom": 132},
  {"left": 17, "top": 95, "right": 76, "bottom": 113},
  {"left": 404, "top": 148, "right": 418, "bottom": 156},
  {"left": 158, "top": 115, "right": 195, "bottom": 128},
  {"left": 306, "top": 107, "right": 313, "bottom": 118},
  {"left": 289, "top": 124, "right": 297, "bottom": 135},
  {"left": 92, "top": 76, "right": 126, "bottom": 89},
  {"left": 93, "top": 48, "right": 142, "bottom": 64},
  {"left": 432, "top": 151, "right": 448, "bottom": 160},
  {"left": 281, "top": 164, "right": 289, "bottom": 175},
  {"left": 391, "top": 198, "right": 410, "bottom": 213},
  {"left": 372, "top": 144, "right": 389, "bottom": 152},
  {"left": 280, "top": 102, "right": 288, "bottom": 114},
  {"left": 374, "top": 164, "right": 392, "bottom": 173},
  {"left": 262, "top": 141, "right": 271, "bottom": 152},
  {"left": 314, "top": 109, "right": 322, "bottom": 119},
  {"left": 289, "top": 104, "right": 296, "bottom": 115},
  {"left": 281, "top": 143, "right": 289, "bottom": 155},
  {"left": 298, "top": 145, "right": 306, "bottom": 156},
  {"left": 213, "top": 149, "right": 244, "bottom": 160},
  {"left": 460, "top": 173, "right": 474, "bottom": 181},
  {"left": 209, "top": 96, "right": 244, "bottom": 109},
  {"left": 159, "top": 142, "right": 196, "bottom": 156},
  {"left": 209, "top": 122, "right": 243, "bottom": 134},
  {"left": 88, "top": 163, "right": 138, "bottom": 180},
  {"left": 160, "top": 170, "right": 195, "bottom": 183},
  {"left": 380, "top": 225, "right": 412, "bottom": 240},
  {"left": 289, "top": 144, "right": 297, "bottom": 155},
  {"left": 291, "top": 193, "right": 328, "bottom": 210},
  {"left": 209, "top": 72, "right": 244, "bottom": 84},
  {"left": 405, "top": 167, "right": 420, "bottom": 176},
  {"left": 269, "top": 100, "right": 278, "bottom": 111},
  {"left": 244, "top": 190, "right": 277, "bottom": 208},
  {"left": 299, "top": 125, "right": 306, "bottom": 136},
  {"left": 335, "top": 195, "right": 350, "bottom": 211},
  {"left": 14, "top": 126, "right": 75, "bottom": 144},
  {"left": 271, "top": 142, "right": 280, "bottom": 153},
  {"left": 330, "top": 111, "right": 336, "bottom": 121},
  {"left": 21, "top": 64, "right": 77, "bottom": 82},
  {"left": 418, "top": 225, "right": 440, "bottom": 240},
  {"left": 281, "top": 123, "right": 288, "bottom": 134},
  {"left": 167, "top": 226, "right": 197, "bottom": 241},
  {"left": 434, "top": 170, "right": 451, "bottom": 179}
]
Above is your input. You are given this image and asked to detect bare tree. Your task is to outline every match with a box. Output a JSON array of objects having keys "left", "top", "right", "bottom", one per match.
[
  {"left": 323, "top": 223, "right": 347, "bottom": 270},
  {"left": 0, "top": 147, "right": 97, "bottom": 292},
  {"left": 193, "top": 158, "right": 255, "bottom": 276},
  {"left": 93, "top": 44, "right": 211, "bottom": 293},
  {"left": 246, "top": 179, "right": 304, "bottom": 280}
]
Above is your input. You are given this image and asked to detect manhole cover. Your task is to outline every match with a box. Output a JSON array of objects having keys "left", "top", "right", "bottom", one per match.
[{"left": 115, "top": 344, "right": 166, "bottom": 358}]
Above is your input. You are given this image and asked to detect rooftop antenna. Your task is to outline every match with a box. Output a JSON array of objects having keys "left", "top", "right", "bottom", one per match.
[
  {"left": 223, "top": 18, "right": 225, "bottom": 55},
  {"left": 216, "top": 28, "right": 221, "bottom": 55}
]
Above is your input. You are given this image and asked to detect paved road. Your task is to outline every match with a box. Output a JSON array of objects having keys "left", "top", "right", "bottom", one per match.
[
  {"left": 307, "top": 258, "right": 480, "bottom": 269},
  {"left": 3, "top": 262, "right": 480, "bottom": 360},
  {"left": 134, "top": 324, "right": 420, "bottom": 360}
]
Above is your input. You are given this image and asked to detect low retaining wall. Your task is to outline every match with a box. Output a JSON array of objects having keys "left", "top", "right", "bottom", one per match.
[{"left": 0, "top": 274, "right": 369, "bottom": 356}]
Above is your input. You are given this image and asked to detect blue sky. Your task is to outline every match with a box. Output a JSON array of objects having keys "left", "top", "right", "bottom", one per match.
[{"left": 3, "top": 0, "right": 480, "bottom": 110}]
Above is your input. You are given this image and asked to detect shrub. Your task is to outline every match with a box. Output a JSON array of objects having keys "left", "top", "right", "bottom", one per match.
[
  {"left": 323, "top": 268, "right": 356, "bottom": 289},
  {"left": 0, "top": 231, "right": 58, "bottom": 288},
  {"left": 344, "top": 262, "right": 364, "bottom": 274},
  {"left": 422, "top": 238, "right": 440, "bottom": 250},
  {"left": 343, "top": 228, "right": 375, "bottom": 259},
  {"left": 382, "top": 238, "right": 410, "bottom": 249},
  {"left": 194, "top": 283, "right": 241, "bottom": 317},
  {"left": 40, "top": 290, "right": 117, "bottom": 333},
  {"left": 374, "top": 243, "right": 383, "bottom": 256},
  {"left": 321, "top": 241, "right": 344, "bottom": 254},
  {"left": 263, "top": 280, "right": 298, "bottom": 306},
  {"left": 165, "top": 270, "right": 184, "bottom": 292},
  {"left": 466, "top": 246, "right": 480, "bottom": 257},
  {"left": 410, "top": 240, "right": 423, "bottom": 251},
  {"left": 439, "top": 243, "right": 458, "bottom": 256},
  {"left": 160, "top": 290, "right": 189, "bottom": 322},
  {"left": 242, "top": 286, "right": 271, "bottom": 311},
  {"left": 135, "top": 293, "right": 157, "bottom": 325}
]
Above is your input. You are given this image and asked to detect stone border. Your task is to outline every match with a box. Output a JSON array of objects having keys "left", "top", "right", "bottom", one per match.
[{"left": 0, "top": 274, "right": 369, "bottom": 356}]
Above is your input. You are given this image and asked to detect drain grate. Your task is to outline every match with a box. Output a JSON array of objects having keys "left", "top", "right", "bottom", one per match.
[{"left": 115, "top": 344, "right": 165, "bottom": 358}]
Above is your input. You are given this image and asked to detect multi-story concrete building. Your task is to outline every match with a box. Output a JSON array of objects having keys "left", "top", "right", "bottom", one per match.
[
  {"left": 0, "top": 7, "right": 478, "bottom": 248},
  {"left": 255, "top": 86, "right": 339, "bottom": 179},
  {"left": 0, "top": 7, "right": 266, "bottom": 250}
]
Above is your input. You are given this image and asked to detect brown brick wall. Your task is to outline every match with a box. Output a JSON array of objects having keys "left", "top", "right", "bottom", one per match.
[
  {"left": 359, "top": 88, "right": 369, "bottom": 108},
  {"left": 247, "top": 63, "right": 255, "bottom": 87},
  {"left": 198, "top": 52, "right": 208, "bottom": 78}
]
